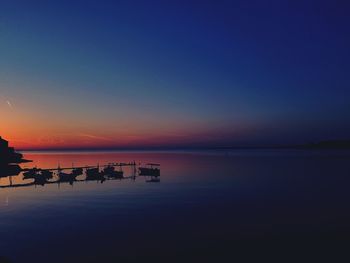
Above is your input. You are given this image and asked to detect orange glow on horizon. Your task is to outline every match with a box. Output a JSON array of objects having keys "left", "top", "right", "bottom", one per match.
[
  {"left": 0, "top": 96, "right": 244, "bottom": 150},
  {"left": 1, "top": 127, "right": 241, "bottom": 150}
]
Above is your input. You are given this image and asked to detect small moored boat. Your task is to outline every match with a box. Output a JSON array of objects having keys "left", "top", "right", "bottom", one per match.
[
  {"left": 58, "top": 172, "right": 79, "bottom": 183},
  {"left": 102, "top": 165, "right": 124, "bottom": 178},
  {"left": 139, "top": 163, "right": 160, "bottom": 176},
  {"left": 86, "top": 167, "right": 105, "bottom": 182}
]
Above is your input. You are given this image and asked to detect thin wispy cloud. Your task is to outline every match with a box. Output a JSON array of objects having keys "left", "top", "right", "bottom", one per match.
[
  {"left": 0, "top": 94, "right": 14, "bottom": 109},
  {"left": 6, "top": 100, "right": 13, "bottom": 109},
  {"left": 78, "top": 133, "right": 113, "bottom": 141}
]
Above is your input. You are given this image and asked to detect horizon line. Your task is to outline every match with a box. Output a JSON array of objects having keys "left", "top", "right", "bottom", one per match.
[{"left": 17, "top": 140, "right": 350, "bottom": 152}]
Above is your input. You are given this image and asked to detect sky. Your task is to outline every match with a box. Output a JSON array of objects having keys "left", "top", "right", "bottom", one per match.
[{"left": 0, "top": 0, "right": 350, "bottom": 150}]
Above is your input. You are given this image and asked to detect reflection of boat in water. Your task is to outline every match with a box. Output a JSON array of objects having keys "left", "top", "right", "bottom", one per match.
[
  {"left": 146, "top": 177, "right": 160, "bottom": 183},
  {"left": 139, "top": 163, "right": 160, "bottom": 176}
]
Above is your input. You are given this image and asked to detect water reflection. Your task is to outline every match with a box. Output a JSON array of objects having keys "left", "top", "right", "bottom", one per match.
[{"left": 0, "top": 150, "right": 350, "bottom": 263}]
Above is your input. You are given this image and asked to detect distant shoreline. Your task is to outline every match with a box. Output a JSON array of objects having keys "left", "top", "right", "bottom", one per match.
[{"left": 18, "top": 140, "right": 350, "bottom": 153}]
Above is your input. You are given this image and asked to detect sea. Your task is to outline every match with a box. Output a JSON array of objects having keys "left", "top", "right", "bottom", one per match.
[{"left": 0, "top": 149, "right": 349, "bottom": 262}]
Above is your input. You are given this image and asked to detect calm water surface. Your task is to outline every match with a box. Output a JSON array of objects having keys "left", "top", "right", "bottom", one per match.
[{"left": 0, "top": 150, "right": 349, "bottom": 262}]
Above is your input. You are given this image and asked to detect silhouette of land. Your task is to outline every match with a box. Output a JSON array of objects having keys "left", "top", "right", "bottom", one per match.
[
  {"left": 221, "top": 140, "right": 350, "bottom": 150},
  {"left": 0, "top": 136, "right": 31, "bottom": 178},
  {"left": 294, "top": 140, "right": 350, "bottom": 149},
  {"left": 214, "top": 140, "right": 350, "bottom": 150},
  {"left": 0, "top": 136, "right": 31, "bottom": 165},
  {"left": 1, "top": 135, "right": 350, "bottom": 154}
]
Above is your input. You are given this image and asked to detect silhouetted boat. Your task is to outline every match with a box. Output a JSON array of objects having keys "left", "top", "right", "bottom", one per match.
[
  {"left": 86, "top": 167, "right": 105, "bottom": 182},
  {"left": 22, "top": 168, "right": 52, "bottom": 185},
  {"left": 33, "top": 175, "right": 49, "bottom": 186},
  {"left": 139, "top": 163, "right": 160, "bottom": 176},
  {"left": 0, "top": 161, "right": 161, "bottom": 189},
  {"left": 58, "top": 172, "right": 79, "bottom": 183},
  {"left": 86, "top": 167, "right": 99, "bottom": 176},
  {"left": 23, "top": 167, "right": 41, "bottom": 178},
  {"left": 103, "top": 165, "right": 114, "bottom": 174},
  {"left": 41, "top": 170, "right": 53, "bottom": 179},
  {"left": 0, "top": 136, "right": 31, "bottom": 165},
  {"left": 72, "top": 167, "right": 83, "bottom": 176},
  {"left": 102, "top": 165, "right": 124, "bottom": 178}
]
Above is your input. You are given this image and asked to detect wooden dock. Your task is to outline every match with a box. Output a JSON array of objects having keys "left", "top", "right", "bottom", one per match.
[
  {"left": 0, "top": 161, "right": 160, "bottom": 188},
  {"left": 21, "top": 161, "right": 137, "bottom": 172}
]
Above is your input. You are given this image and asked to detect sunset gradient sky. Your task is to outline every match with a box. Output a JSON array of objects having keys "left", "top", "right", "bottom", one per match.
[{"left": 1, "top": 0, "right": 350, "bottom": 150}]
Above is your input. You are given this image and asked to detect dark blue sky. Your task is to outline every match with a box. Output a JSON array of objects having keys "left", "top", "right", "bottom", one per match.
[{"left": 1, "top": 0, "right": 350, "bottom": 148}]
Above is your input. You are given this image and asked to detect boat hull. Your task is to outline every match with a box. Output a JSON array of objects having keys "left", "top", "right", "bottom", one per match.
[{"left": 139, "top": 167, "right": 160, "bottom": 176}]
